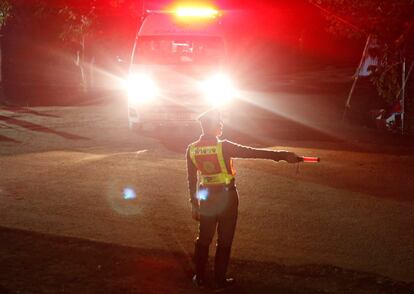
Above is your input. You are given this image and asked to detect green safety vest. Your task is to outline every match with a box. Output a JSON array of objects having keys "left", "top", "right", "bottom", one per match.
[{"left": 189, "top": 141, "right": 235, "bottom": 186}]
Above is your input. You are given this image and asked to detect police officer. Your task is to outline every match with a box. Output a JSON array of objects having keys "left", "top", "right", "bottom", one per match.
[{"left": 186, "top": 109, "right": 302, "bottom": 290}]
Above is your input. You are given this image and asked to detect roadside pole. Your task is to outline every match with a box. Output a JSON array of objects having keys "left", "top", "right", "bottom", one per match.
[
  {"left": 401, "top": 58, "right": 406, "bottom": 135},
  {"left": 342, "top": 34, "right": 372, "bottom": 123},
  {"left": 400, "top": 60, "right": 414, "bottom": 135}
]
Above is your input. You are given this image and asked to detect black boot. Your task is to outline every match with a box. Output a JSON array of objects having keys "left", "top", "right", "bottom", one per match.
[
  {"left": 214, "top": 246, "right": 235, "bottom": 291},
  {"left": 193, "top": 242, "right": 209, "bottom": 288}
]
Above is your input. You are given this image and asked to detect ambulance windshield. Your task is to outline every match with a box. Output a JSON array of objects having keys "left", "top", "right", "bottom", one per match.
[{"left": 134, "top": 36, "right": 225, "bottom": 65}]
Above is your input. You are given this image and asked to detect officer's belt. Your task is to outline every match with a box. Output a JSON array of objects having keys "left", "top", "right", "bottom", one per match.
[{"left": 199, "top": 183, "right": 236, "bottom": 193}]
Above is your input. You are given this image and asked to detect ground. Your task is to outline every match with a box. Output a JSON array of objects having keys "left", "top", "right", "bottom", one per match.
[{"left": 1, "top": 68, "right": 414, "bottom": 293}]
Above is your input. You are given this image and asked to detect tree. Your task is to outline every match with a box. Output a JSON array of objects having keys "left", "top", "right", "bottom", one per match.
[
  {"left": 310, "top": 0, "right": 414, "bottom": 134},
  {"left": 57, "top": 0, "right": 141, "bottom": 92},
  {"left": 0, "top": 0, "right": 11, "bottom": 28},
  {"left": 58, "top": 1, "right": 97, "bottom": 92},
  {"left": 1, "top": 0, "right": 140, "bottom": 101}
]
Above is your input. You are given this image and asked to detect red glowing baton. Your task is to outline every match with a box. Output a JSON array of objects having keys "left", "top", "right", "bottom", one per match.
[{"left": 301, "top": 156, "right": 320, "bottom": 163}]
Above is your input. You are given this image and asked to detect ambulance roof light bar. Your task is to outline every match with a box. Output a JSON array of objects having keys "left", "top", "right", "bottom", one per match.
[
  {"left": 145, "top": 7, "right": 220, "bottom": 19},
  {"left": 176, "top": 7, "right": 219, "bottom": 18}
]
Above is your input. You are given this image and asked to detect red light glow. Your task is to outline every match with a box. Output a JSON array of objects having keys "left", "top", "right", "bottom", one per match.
[
  {"left": 175, "top": 7, "right": 219, "bottom": 18},
  {"left": 302, "top": 157, "right": 320, "bottom": 163}
]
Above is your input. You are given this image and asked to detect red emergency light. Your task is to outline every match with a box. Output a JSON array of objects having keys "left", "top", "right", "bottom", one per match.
[
  {"left": 301, "top": 156, "right": 320, "bottom": 163},
  {"left": 175, "top": 7, "right": 219, "bottom": 18}
]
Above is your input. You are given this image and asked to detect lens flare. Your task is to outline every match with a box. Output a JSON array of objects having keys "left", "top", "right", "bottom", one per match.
[
  {"left": 126, "top": 73, "right": 158, "bottom": 105},
  {"left": 201, "top": 74, "right": 236, "bottom": 107},
  {"left": 106, "top": 182, "right": 142, "bottom": 216},
  {"left": 197, "top": 189, "right": 209, "bottom": 201},
  {"left": 123, "top": 187, "right": 137, "bottom": 200}
]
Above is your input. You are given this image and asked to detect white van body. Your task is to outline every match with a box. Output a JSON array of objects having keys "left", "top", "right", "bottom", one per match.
[{"left": 127, "top": 11, "right": 231, "bottom": 129}]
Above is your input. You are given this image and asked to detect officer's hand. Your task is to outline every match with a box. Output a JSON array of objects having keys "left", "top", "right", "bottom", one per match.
[
  {"left": 285, "top": 152, "right": 302, "bottom": 163},
  {"left": 192, "top": 205, "right": 200, "bottom": 222}
]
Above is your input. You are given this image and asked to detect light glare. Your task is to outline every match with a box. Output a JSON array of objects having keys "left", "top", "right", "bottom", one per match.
[
  {"left": 126, "top": 73, "right": 158, "bottom": 104},
  {"left": 176, "top": 7, "right": 218, "bottom": 18},
  {"left": 123, "top": 187, "right": 137, "bottom": 200},
  {"left": 197, "top": 189, "right": 209, "bottom": 201},
  {"left": 201, "top": 74, "right": 236, "bottom": 106}
]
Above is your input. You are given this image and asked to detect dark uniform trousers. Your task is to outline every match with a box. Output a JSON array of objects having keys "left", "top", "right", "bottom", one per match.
[{"left": 194, "top": 186, "right": 239, "bottom": 282}]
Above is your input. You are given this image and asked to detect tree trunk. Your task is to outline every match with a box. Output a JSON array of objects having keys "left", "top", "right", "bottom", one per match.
[
  {"left": 80, "top": 35, "right": 87, "bottom": 93},
  {"left": 399, "top": 23, "right": 414, "bottom": 135}
]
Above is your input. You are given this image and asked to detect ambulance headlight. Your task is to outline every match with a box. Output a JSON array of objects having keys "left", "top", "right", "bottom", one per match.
[
  {"left": 201, "top": 74, "right": 236, "bottom": 106},
  {"left": 126, "top": 73, "right": 158, "bottom": 105}
]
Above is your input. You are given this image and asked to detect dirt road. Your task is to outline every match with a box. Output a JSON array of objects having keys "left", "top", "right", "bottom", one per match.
[{"left": 0, "top": 98, "right": 413, "bottom": 293}]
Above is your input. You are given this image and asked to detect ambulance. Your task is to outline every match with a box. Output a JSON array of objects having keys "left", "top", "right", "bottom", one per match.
[{"left": 126, "top": 6, "right": 236, "bottom": 130}]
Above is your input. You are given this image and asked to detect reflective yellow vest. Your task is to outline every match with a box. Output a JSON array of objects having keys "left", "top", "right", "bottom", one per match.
[{"left": 189, "top": 141, "right": 235, "bottom": 186}]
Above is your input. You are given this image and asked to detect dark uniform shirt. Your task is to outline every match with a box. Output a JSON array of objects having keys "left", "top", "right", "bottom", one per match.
[{"left": 186, "top": 134, "right": 292, "bottom": 204}]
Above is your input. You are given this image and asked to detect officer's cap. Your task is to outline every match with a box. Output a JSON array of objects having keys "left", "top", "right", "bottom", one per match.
[{"left": 197, "top": 108, "right": 222, "bottom": 124}]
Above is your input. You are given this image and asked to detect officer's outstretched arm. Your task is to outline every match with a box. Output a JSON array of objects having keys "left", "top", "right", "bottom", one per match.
[{"left": 223, "top": 140, "right": 301, "bottom": 163}]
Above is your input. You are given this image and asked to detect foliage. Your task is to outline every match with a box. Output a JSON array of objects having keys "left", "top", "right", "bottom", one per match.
[
  {"left": 371, "top": 68, "right": 400, "bottom": 105},
  {"left": 0, "top": 0, "right": 11, "bottom": 28},
  {"left": 309, "top": 0, "right": 414, "bottom": 41},
  {"left": 1, "top": 0, "right": 137, "bottom": 43},
  {"left": 58, "top": 1, "right": 97, "bottom": 45},
  {"left": 370, "top": 48, "right": 403, "bottom": 105},
  {"left": 310, "top": 0, "right": 414, "bottom": 104}
]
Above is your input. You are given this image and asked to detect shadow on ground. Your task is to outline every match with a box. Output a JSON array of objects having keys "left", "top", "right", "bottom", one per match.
[
  {"left": 0, "top": 115, "right": 89, "bottom": 141},
  {"left": 0, "top": 227, "right": 412, "bottom": 294},
  {"left": 134, "top": 118, "right": 414, "bottom": 157},
  {"left": 0, "top": 106, "right": 60, "bottom": 118},
  {"left": 135, "top": 116, "right": 342, "bottom": 155}
]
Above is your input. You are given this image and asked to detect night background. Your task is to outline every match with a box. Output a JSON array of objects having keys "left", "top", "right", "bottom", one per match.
[
  {"left": 1, "top": 0, "right": 365, "bottom": 102},
  {"left": 0, "top": 1, "right": 413, "bottom": 293}
]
